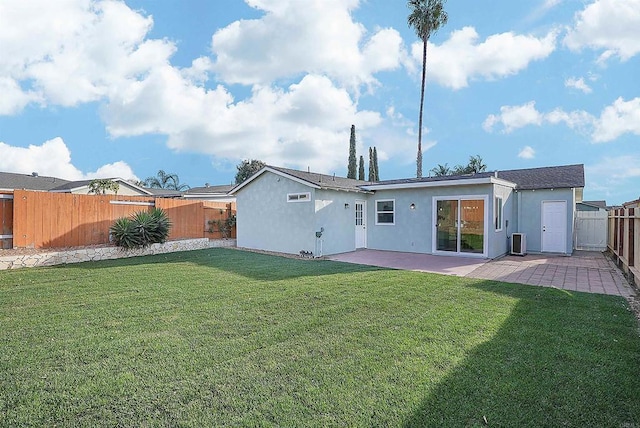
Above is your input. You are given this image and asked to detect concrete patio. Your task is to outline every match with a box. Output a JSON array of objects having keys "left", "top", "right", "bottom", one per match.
[{"left": 328, "top": 249, "right": 635, "bottom": 298}]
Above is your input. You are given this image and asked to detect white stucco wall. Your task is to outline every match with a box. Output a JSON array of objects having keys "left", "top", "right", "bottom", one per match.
[
  {"left": 365, "top": 184, "right": 498, "bottom": 257},
  {"left": 515, "top": 188, "right": 575, "bottom": 254},
  {"left": 236, "top": 172, "right": 316, "bottom": 255}
]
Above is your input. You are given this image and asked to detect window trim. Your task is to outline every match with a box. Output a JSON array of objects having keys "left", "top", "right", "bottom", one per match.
[
  {"left": 375, "top": 199, "right": 395, "bottom": 225},
  {"left": 494, "top": 196, "right": 503, "bottom": 231},
  {"left": 287, "top": 192, "right": 311, "bottom": 203}
]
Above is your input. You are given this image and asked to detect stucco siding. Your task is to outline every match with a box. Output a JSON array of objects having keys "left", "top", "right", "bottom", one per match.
[
  {"left": 366, "top": 184, "right": 494, "bottom": 255},
  {"left": 516, "top": 188, "right": 575, "bottom": 254},
  {"left": 490, "top": 184, "right": 514, "bottom": 258},
  {"left": 236, "top": 172, "right": 315, "bottom": 255},
  {"left": 314, "top": 190, "right": 359, "bottom": 255}
]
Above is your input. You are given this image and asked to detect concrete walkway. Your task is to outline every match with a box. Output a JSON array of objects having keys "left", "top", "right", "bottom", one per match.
[{"left": 328, "top": 249, "right": 635, "bottom": 298}]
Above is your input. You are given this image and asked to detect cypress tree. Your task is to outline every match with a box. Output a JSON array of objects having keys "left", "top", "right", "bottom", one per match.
[
  {"left": 368, "top": 147, "right": 375, "bottom": 182},
  {"left": 373, "top": 147, "right": 379, "bottom": 181},
  {"left": 358, "top": 156, "right": 365, "bottom": 180},
  {"left": 347, "top": 124, "right": 357, "bottom": 179}
]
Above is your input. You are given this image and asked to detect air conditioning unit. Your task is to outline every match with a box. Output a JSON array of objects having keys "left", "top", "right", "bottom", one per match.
[{"left": 511, "top": 233, "right": 526, "bottom": 256}]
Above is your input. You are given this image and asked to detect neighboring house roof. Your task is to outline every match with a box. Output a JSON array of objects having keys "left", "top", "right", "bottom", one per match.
[
  {"left": 49, "top": 178, "right": 153, "bottom": 195},
  {"left": 231, "top": 166, "right": 372, "bottom": 194},
  {"left": 0, "top": 171, "right": 71, "bottom": 191},
  {"left": 144, "top": 188, "right": 183, "bottom": 197},
  {"left": 579, "top": 200, "right": 607, "bottom": 209},
  {"left": 184, "top": 184, "right": 234, "bottom": 195}
]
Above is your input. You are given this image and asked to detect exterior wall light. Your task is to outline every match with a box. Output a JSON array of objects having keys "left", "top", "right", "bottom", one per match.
[
  {"left": 410, "top": 203, "right": 416, "bottom": 210},
  {"left": 345, "top": 203, "right": 350, "bottom": 209}
]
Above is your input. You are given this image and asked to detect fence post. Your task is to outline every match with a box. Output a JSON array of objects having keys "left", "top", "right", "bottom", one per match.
[{"left": 629, "top": 208, "right": 635, "bottom": 266}]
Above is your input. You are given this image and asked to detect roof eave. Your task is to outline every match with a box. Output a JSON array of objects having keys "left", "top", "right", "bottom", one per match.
[{"left": 230, "top": 166, "right": 322, "bottom": 194}]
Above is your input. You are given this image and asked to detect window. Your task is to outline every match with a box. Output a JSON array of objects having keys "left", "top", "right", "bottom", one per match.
[
  {"left": 287, "top": 192, "right": 310, "bottom": 202},
  {"left": 494, "top": 196, "right": 503, "bottom": 231},
  {"left": 376, "top": 199, "right": 395, "bottom": 225}
]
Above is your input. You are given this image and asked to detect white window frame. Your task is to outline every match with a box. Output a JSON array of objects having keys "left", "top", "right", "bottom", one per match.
[
  {"left": 494, "top": 196, "right": 503, "bottom": 231},
  {"left": 375, "top": 199, "right": 395, "bottom": 225},
  {"left": 287, "top": 192, "right": 311, "bottom": 203}
]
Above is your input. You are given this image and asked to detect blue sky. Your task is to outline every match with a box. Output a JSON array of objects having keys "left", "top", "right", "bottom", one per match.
[{"left": 0, "top": 0, "right": 638, "bottom": 204}]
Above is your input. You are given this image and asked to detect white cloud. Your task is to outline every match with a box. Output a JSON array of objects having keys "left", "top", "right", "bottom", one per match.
[
  {"left": 0, "top": 0, "right": 176, "bottom": 110},
  {"left": 210, "top": 0, "right": 404, "bottom": 89},
  {"left": 483, "top": 101, "right": 593, "bottom": 134},
  {"left": 105, "top": 71, "right": 382, "bottom": 172},
  {"left": 0, "top": 0, "right": 404, "bottom": 174},
  {"left": 518, "top": 146, "right": 536, "bottom": 159},
  {"left": 413, "top": 27, "right": 557, "bottom": 89},
  {"left": 564, "top": 0, "right": 640, "bottom": 62},
  {"left": 565, "top": 77, "right": 592, "bottom": 93},
  {"left": 0, "top": 137, "right": 138, "bottom": 181},
  {"left": 592, "top": 97, "right": 640, "bottom": 142},
  {"left": 483, "top": 101, "right": 543, "bottom": 133},
  {"left": 484, "top": 97, "right": 640, "bottom": 143}
]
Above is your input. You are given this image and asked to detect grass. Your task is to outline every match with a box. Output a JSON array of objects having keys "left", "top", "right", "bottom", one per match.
[{"left": 1, "top": 248, "right": 639, "bottom": 427}]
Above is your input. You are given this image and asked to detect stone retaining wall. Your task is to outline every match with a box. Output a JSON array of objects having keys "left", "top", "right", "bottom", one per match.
[{"left": 0, "top": 239, "right": 236, "bottom": 270}]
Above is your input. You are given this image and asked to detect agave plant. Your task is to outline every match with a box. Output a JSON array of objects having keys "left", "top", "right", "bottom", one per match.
[
  {"left": 109, "top": 217, "right": 142, "bottom": 249},
  {"left": 110, "top": 208, "right": 172, "bottom": 249}
]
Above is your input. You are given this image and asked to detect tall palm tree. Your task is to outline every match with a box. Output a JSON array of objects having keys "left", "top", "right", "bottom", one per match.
[
  {"left": 143, "top": 170, "right": 190, "bottom": 191},
  {"left": 407, "top": 0, "right": 448, "bottom": 178}
]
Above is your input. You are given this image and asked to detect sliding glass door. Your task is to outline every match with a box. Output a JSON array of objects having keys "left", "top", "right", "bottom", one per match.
[{"left": 434, "top": 197, "right": 487, "bottom": 256}]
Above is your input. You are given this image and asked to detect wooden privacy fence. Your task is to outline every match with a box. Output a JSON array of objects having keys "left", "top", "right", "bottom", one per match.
[
  {"left": 8, "top": 190, "right": 236, "bottom": 249},
  {"left": 608, "top": 207, "right": 639, "bottom": 288}
]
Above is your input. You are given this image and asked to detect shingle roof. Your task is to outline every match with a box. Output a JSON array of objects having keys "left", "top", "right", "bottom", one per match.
[
  {"left": 497, "top": 164, "right": 584, "bottom": 190},
  {"left": 0, "top": 172, "right": 71, "bottom": 191},
  {"left": 373, "top": 164, "right": 585, "bottom": 190},
  {"left": 185, "top": 184, "right": 234, "bottom": 195},
  {"left": 269, "top": 166, "right": 370, "bottom": 192},
  {"left": 580, "top": 200, "right": 607, "bottom": 209}
]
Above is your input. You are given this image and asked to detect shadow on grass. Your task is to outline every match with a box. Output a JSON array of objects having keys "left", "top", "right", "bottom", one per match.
[
  {"left": 403, "top": 281, "right": 640, "bottom": 427},
  {"left": 61, "top": 247, "right": 385, "bottom": 281}
]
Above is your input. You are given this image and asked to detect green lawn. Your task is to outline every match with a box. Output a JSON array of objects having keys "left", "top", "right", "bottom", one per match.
[{"left": 1, "top": 248, "right": 639, "bottom": 427}]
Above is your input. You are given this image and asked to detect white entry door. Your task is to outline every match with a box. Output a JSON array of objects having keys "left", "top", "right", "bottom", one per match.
[
  {"left": 355, "top": 200, "right": 367, "bottom": 248},
  {"left": 542, "top": 201, "right": 567, "bottom": 253}
]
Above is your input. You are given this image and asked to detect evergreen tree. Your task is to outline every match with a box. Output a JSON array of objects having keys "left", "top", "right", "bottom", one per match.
[
  {"left": 373, "top": 147, "right": 379, "bottom": 181},
  {"left": 368, "top": 147, "right": 375, "bottom": 182},
  {"left": 347, "top": 124, "right": 357, "bottom": 179},
  {"left": 358, "top": 155, "right": 365, "bottom": 180},
  {"left": 235, "top": 159, "right": 266, "bottom": 184}
]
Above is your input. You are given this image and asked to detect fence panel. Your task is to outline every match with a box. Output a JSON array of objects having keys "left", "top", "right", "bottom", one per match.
[
  {"left": 9, "top": 191, "right": 237, "bottom": 249},
  {"left": 608, "top": 207, "right": 640, "bottom": 288},
  {"left": 575, "top": 210, "right": 608, "bottom": 251}
]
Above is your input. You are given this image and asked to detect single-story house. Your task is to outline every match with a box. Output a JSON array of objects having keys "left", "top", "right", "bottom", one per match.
[{"left": 231, "top": 164, "right": 585, "bottom": 258}]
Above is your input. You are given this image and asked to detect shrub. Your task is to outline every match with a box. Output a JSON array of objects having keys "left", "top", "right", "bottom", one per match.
[{"left": 110, "top": 208, "right": 172, "bottom": 249}]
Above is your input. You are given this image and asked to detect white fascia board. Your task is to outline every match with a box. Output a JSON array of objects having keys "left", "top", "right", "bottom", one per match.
[
  {"left": 318, "top": 186, "right": 373, "bottom": 194},
  {"left": 230, "top": 167, "right": 321, "bottom": 194},
  {"left": 362, "top": 176, "right": 516, "bottom": 191}
]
